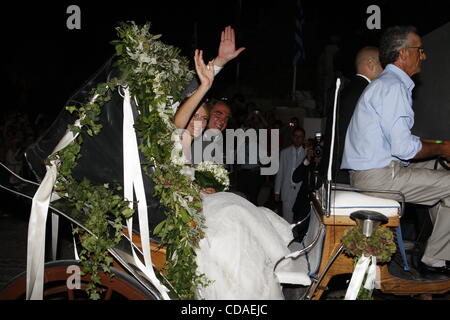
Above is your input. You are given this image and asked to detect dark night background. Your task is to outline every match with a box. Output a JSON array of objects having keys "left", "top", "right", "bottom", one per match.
[{"left": 1, "top": 0, "right": 449, "bottom": 119}]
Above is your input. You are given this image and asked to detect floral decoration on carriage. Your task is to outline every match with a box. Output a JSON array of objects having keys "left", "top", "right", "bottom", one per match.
[{"left": 26, "top": 21, "right": 230, "bottom": 300}]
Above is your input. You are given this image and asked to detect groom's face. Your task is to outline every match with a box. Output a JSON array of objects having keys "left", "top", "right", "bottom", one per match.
[{"left": 208, "top": 102, "right": 231, "bottom": 132}]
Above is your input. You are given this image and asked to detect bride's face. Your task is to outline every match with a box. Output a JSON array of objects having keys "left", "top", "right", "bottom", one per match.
[{"left": 188, "top": 104, "right": 209, "bottom": 138}]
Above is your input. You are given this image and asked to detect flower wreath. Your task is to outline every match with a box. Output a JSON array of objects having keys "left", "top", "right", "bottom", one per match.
[
  {"left": 341, "top": 225, "right": 397, "bottom": 300},
  {"left": 341, "top": 225, "right": 397, "bottom": 264}
]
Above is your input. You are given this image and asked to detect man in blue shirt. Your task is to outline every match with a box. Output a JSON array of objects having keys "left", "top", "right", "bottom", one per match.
[{"left": 342, "top": 26, "right": 450, "bottom": 275}]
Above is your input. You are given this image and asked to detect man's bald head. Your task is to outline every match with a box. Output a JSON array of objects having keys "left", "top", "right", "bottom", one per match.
[{"left": 355, "top": 46, "right": 383, "bottom": 80}]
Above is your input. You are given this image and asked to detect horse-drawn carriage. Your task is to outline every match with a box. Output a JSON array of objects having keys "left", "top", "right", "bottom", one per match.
[
  {"left": 2, "top": 150, "right": 450, "bottom": 300},
  {"left": 1, "top": 22, "right": 450, "bottom": 300}
]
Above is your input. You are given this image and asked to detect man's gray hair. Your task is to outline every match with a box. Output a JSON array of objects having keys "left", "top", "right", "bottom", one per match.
[{"left": 379, "top": 26, "right": 417, "bottom": 67}]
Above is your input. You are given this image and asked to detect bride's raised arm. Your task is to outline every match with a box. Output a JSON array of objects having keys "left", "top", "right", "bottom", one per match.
[{"left": 174, "top": 49, "right": 215, "bottom": 130}]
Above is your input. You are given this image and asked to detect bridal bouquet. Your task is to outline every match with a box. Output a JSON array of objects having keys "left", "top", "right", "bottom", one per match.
[{"left": 195, "top": 161, "right": 230, "bottom": 192}]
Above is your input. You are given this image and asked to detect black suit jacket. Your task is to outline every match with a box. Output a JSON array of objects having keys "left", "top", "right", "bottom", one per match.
[
  {"left": 290, "top": 160, "right": 322, "bottom": 240},
  {"left": 333, "top": 75, "right": 370, "bottom": 184},
  {"left": 291, "top": 160, "right": 321, "bottom": 221}
]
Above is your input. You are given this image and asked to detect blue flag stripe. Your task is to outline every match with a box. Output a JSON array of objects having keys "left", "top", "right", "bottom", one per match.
[{"left": 293, "top": 0, "right": 305, "bottom": 65}]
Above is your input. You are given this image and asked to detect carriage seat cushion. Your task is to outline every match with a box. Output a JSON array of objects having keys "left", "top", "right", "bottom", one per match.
[
  {"left": 331, "top": 190, "right": 400, "bottom": 217},
  {"left": 275, "top": 269, "right": 311, "bottom": 286},
  {"left": 274, "top": 250, "right": 312, "bottom": 286}
]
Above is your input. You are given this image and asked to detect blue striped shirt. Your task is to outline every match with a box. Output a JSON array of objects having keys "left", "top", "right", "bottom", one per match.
[{"left": 341, "top": 64, "right": 422, "bottom": 170}]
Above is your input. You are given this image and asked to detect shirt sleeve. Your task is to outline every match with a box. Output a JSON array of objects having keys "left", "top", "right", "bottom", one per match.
[
  {"left": 389, "top": 118, "right": 422, "bottom": 160},
  {"left": 213, "top": 64, "right": 223, "bottom": 75},
  {"left": 378, "top": 83, "right": 422, "bottom": 160}
]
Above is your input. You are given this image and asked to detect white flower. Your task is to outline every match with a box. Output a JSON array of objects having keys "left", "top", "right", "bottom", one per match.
[
  {"left": 196, "top": 161, "right": 230, "bottom": 189},
  {"left": 171, "top": 154, "right": 185, "bottom": 166},
  {"left": 137, "top": 41, "right": 144, "bottom": 51},
  {"left": 172, "top": 59, "right": 180, "bottom": 74},
  {"left": 173, "top": 191, "right": 196, "bottom": 215},
  {"left": 180, "top": 166, "right": 196, "bottom": 181}
]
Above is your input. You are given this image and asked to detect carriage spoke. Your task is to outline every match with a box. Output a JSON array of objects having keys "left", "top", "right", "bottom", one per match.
[
  {"left": 104, "top": 287, "right": 113, "bottom": 300},
  {"left": 67, "top": 288, "right": 75, "bottom": 300}
]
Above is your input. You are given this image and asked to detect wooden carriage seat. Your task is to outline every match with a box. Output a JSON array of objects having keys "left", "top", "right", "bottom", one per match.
[
  {"left": 275, "top": 187, "right": 401, "bottom": 299},
  {"left": 320, "top": 188, "right": 450, "bottom": 297},
  {"left": 117, "top": 229, "right": 167, "bottom": 274},
  {"left": 310, "top": 188, "right": 401, "bottom": 299}
]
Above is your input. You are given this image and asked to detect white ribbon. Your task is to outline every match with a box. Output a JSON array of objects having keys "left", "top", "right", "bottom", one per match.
[
  {"left": 71, "top": 223, "right": 80, "bottom": 261},
  {"left": 26, "top": 87, "right": 170, "bottom": 300},
  {"left": 51, "top": 213, "right": 59, "bottom": 261},
  {"left": 26, "top": 118, "right": 82, "bottom": 300},
  {"left": 122, "top": 86, "right": 170, "bottom": 299},
  {"left": 344, "top": 255, "right": 377, "bottom": 300},
  {"left": 363, "top": 256, "right": 377, "bottom": 291}
]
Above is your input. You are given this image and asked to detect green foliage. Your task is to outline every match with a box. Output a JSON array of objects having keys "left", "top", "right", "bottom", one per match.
[
  {"left": 194, "top": 171, "right": 226, "bottom": 192},
  {"left": 341, "top": 226, "right": 397, "bottom": 264},
  {"left": 357, "top": 287, "right": 374, "bottom": 300},
  {"left": 54, "top": 21, "right": 211, "bottom": 299},
  {"left": 55, "top": 81, "right": 134, "bottom": 299},
  {"left": 341, "top": 226, "right": 396, "bottom": 300}
]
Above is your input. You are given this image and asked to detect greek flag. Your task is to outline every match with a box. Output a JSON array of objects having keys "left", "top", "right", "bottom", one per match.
[{"left": 293, "top": 0, "right": 305, "bottom": 66}]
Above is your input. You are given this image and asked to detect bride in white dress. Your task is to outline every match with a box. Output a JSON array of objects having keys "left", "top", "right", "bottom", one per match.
[
  {"left": 196, "top": 192, "right": 294, "bottom": 299},
  {"left": 173, "top": 49, "right": 295, "bottom": 300}
]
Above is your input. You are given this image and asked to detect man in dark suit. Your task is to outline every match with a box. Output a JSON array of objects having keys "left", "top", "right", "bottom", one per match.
[
  {"left": 333, "top": 46, "right": 383, "bottom": 183},
  {"left": 291, "top": 145, "right": 322, "bottom": 240}
]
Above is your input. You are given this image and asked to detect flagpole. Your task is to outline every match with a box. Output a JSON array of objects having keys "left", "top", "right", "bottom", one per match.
[
  {"left": 292, "top": 0, "right": 304, "bottom": 102},
  {"left": 292, "top": 63, "right": 297, "bottom": 101},
  {"left": 235, "top": 0, "right": 242, "bottom": 89},
  {"left": 192, "top": 21, "right": 198, "bottom": 53}
]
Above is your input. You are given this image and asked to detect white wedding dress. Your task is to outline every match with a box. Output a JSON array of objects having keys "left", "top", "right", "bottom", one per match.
[{"left": 195, "top": 192, "right": 295, "bottom": 300}]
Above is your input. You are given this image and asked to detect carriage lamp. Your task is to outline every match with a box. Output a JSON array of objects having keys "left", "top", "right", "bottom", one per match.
[{"left": 350, "top": 210, "right": 388, "bottom": 237}]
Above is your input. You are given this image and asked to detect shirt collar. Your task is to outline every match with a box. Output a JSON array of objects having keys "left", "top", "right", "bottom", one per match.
[
  {"left": 356, "top": 74, "right": 371, "bottom": 83},
  {"left": 385, "top": 64, "right": 415, "bottom": 92}
]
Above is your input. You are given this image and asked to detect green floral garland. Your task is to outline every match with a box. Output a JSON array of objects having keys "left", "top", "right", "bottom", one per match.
[
  {"left": 52, "top": 81, "right": 136, "bottom": 300},
  {"left": 54, "top": 21, "right": 218, "bottom": 299}
]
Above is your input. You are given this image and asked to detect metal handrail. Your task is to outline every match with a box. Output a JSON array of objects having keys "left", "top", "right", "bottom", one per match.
[{"left": 273, "top": 204, "right": 325, "bottom": 273}]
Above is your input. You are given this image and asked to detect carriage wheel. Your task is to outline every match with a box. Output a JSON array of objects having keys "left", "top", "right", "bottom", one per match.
[
  {"left": 438, "top": 157, "right": 450, "bottom": 170},
  {"left": 0, "top": 260, "right": 157, "bottom": 300}
]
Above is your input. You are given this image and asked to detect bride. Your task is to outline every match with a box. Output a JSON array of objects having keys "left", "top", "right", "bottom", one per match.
[{"left": 173, "top": 50, "right": 296, "bottom": 300}]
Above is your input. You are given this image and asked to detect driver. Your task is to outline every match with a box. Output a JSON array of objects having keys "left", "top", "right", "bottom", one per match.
[{"left": 341, "top": 26, "right": 450, "bottom": 275}]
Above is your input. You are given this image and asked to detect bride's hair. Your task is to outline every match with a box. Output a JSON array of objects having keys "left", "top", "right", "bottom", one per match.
[{"left": 199, "top": 99, "right": 212, "bottom": 115}]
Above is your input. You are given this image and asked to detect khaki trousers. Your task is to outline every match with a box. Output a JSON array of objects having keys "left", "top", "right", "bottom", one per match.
[{"left": 350, "top": 160, "right": 450, "bottom": 261}]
